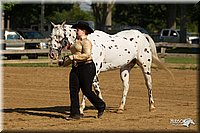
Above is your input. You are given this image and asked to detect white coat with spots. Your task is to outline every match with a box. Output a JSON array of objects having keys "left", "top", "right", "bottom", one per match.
[{"left": 49, "top": 22, "right": 173, "bottom": 114}]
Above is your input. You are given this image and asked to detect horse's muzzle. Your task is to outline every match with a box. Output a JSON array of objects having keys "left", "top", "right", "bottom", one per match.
[{"left": 49, "top": 48, "right": 59, "bottom": 60}]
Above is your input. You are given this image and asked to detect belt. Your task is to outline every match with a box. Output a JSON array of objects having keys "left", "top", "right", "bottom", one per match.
[{"left": 73, "top": 60, "right": 93, "bottom": 67}]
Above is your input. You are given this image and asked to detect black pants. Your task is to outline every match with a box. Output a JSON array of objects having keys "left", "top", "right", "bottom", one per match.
[{"left": 69, "top": 61, "right": 105, "bottom": 115}]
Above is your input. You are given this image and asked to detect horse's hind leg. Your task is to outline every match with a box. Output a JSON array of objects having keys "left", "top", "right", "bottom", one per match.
[
  {"left": 79, "top": 75, "right": 103, "bottom": 114},
  {"left": 80, "top": 95, "right": 87, "bottom": 115},
  {"left": 118, "top": 60, "right": 136, "bottom": 113},
  {"left": 137, "top": 56, "right": 155, "bottom": 112}
]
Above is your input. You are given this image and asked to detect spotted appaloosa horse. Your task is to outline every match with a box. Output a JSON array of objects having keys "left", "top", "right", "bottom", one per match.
[{"left": 49, "top": 22, "right": 173, "bottom": 114}]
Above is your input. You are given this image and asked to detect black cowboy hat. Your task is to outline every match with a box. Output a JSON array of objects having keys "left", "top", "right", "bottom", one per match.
[{"left": 72, "top": 21, "right": 94, "bottom": 34}]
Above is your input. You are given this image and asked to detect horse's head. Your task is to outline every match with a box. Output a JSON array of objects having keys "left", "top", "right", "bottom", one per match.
[
  {"left": 49, "top": 21, "right": 65, "bottom": 60},
  {"left": 49, "top": 21, "right": 77, "bottom": 60}
]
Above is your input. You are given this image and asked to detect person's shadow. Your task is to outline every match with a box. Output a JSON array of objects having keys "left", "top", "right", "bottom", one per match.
[
  {"left": 3, "top": 105, "right": 118, "bottom": 120},
  {"left": 3, "top": 106, "right": 70, "bottom": 119}
]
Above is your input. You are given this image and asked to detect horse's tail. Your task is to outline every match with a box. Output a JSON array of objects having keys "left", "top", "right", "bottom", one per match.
[
  {"left": 144, "top": 34, "right": 159, "bottom": 59},
  {"left": 152, "top": 55, "right": 175, "bottom": 80},
  {"left": 144, "top": 34, "right": 175, "bottom": 80}
]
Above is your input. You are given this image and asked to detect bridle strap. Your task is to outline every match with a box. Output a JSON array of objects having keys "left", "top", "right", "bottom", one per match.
[{"left": 61, "top": 37, "right": 69, "bottom": 48}]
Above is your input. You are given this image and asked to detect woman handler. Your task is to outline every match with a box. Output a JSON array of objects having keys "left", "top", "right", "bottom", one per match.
[{"left": 66, "top": 21, "right": 106, "bottom": 120}]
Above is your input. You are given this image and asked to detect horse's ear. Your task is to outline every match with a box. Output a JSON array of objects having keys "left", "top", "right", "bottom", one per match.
[
  {"left": 61, "top": 21, "right": 66, "bottom": 28},
  {"left": 50, "top": 21, "right": 56, "bottom": 27}
]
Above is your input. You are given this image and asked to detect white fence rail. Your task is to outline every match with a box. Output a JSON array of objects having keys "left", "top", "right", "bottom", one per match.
[
  {"left": 1, "top": 41, "right": 199, "bottom": 55},
  {"left": 156, "top": 42, "right": 199, "bottom": 48},
  {"left": 1, "top": 39, "right": 51, "bottom": 44},
  {"left": 156, "top": 42, "right": 199, "bottom": 58},
  {"left": 1, "top": 40, "right": 199, "bottom": 64},
  {"left": 1, "top": 49, "right": 49, "bottom": 55}
]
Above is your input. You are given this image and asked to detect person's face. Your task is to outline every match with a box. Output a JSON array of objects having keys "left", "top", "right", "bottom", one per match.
[{"left": 76, "top": 28, "right": 86, "bottom": 37}]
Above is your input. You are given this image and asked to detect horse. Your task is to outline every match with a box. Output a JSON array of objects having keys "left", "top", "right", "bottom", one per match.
[{"left": 49, "top": 21, "right": 173, "bottom": 114}]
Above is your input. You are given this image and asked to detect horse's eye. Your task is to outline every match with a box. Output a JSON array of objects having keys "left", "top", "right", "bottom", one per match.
[{"left": 57, "top": 35, "right": 61, "bottom": 39}]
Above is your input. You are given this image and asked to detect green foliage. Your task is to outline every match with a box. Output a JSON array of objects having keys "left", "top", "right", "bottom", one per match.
[
  {"left": 5, "top": 3, "right": 93, "bottom": 29},
  {"left": 113, "top": 4, "right": 167, "bottom": 32},
  {"left": 113, "top": 4, "right": 199, "bottom": 33},
  {"left": 3, "top": 3, "right": 199, "bottom": 34},
  {"left": 185, "top": 3, "right": 200, "bottom": 32},
  {"left": 189, "top": 2, "right": 200, "bottom": 21},
  {"left": 186, "top": 21, "right": 198, "bottom": 33},
  {"left": 47, "top": 4, "right": 94, "bottom": 24},
  {"left": 9, "top": 4, "right": 41, "bottom": 29},
  {"left": 2, "top": 3, "right": 15, "bottom": 11},
  {"left": 47, "top": 9, "right": 69, "bottom": 23}
]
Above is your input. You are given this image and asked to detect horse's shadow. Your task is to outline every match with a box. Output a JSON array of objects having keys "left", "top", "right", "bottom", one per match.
[{"left": 3, "top": 106, "right": 118, "bottom": 119}]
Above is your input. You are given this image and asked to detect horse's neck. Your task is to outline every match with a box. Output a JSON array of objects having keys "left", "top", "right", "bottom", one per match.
[{"left": 69, "top": 29, "right": 112, "bottom": 46}]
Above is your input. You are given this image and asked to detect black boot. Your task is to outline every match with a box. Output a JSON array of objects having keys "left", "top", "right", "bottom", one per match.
[
  {"left": 66, "top": 114, "right": 81, "bottom": 120},
  {"left": 97, "top": 103, "right": 106, "bottom": 118}
]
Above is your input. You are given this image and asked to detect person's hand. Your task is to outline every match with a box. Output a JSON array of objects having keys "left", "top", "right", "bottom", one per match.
[
  {"left": 58, "top": 55, "right": 73, "bottom": 67},
  {"left": 68, "top": 55, "right": 74, "bottom": 60}
]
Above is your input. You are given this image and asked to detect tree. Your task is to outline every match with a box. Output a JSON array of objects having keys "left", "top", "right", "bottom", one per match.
[
  {"left": 3, "top": 3, "right": 93, "bottom": 30},
  {"left": 180, "top": 4, "right": 187, "bottom": 43},
  {"left": 47, "top": 3, "right": 94, "bottom": 24},
  {"left": 196, "top": 3, "right": 200, "bottom": 33},
  {"left": 166, "top": 4, "right": 177, "bottom": 29},
  {"left": 2, "top": 3, "right": 15, "bottom": 11},
  {"left": 9, "top": 4, "right": 41, "bottom": 29},
  {"left": 44, "top": 4, "right": 74, "bottom": 23},
  {"left": 190, "top": 2, "right": 200, "bottom": 33},
  {"left": 91, "top": 1, "right": 114, "bottom": 30},
  {"left": 176, "top": 4, "right": 199, "bottom": 42},
  {"left": 113, "top": 4, "right": 167, "bottom": 32},
  {"left": 2, "top": 3, "right": 15, "bottom": 30}
]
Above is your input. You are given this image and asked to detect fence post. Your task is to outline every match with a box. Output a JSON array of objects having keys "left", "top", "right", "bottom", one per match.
[{"left": 160, "top": 47, "right": 166, "bottom": 62}]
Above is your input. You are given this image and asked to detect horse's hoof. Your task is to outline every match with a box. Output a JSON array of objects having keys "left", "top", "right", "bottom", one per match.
[
  {"left": 80, "top": 106, "right": 85, "bottom": 115},
  {"left": 149, "top": 105, "right": 156, "bottom": 112},
  {"left": 80, "top": 114, "right": 84, "bottom": 118},
  {"left": 80, "top": 109, "right": 84, "bottom": 115},
  {"left": 116, "top": 109, "right": 124, "bottom": 114}
]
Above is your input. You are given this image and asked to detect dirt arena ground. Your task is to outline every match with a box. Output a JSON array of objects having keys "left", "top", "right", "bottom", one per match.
[{"left": 2, "top": 65, "right": 199, "bottom": 132}]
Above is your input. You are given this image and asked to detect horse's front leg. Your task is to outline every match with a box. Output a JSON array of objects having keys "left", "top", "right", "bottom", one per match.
[
  {"left": 79, "top": 76, "right": 103, "bottom": 115},
  {"left": 118, "top": 62, "right": 135, "bottom": 113}
]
